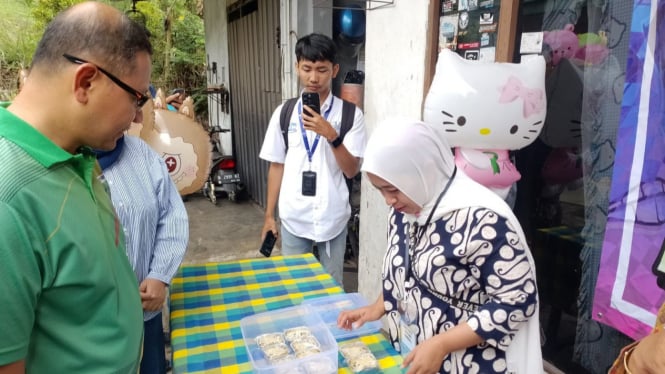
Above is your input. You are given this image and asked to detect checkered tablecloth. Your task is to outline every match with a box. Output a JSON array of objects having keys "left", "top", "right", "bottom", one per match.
[{"left": 170, "top": 254, "right": 404, "bottom": 373}]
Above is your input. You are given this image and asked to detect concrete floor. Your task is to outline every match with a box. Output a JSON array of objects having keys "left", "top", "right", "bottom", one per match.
[
  {"left": 182, "top": 193, "right": 279, "bottom": 264},
  {"left": 181, "top": 192, "right": 359, "bottom": 292}
]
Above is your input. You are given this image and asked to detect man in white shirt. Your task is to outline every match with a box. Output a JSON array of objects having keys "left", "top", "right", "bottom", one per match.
[
  {"left": 259, "top": 33, "right": 367, "bottom": 286},
  {"left": 96, "top": 135, "right": 189, "bottom": 373}
]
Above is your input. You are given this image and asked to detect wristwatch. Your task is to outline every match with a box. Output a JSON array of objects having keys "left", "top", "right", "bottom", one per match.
[{"left": 330, "top": 136, "right": 343, "bottom": 148}]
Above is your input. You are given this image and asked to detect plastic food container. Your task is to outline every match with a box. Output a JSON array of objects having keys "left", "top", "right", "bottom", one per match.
[
  {"left": 301, "top": 293, "right": 382, "bottom": 340},
  {"left": 240, "top": 305, "right": 338, "bottom": 374}
]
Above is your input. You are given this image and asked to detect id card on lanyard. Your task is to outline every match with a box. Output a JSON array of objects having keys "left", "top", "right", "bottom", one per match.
[
  {"left": 398, "top": 295, "right": 418, "bottom": 357},
  {"left": 299, "top": 100, "right": 333, "bottom": 196},
  {"left": 397, "top": 169, "right": 456, "bottom": 357}
]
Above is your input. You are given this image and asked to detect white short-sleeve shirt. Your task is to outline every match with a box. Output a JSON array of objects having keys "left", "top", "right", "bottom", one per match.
[{"left": 259, "top": 93, "right": 367, "bottom": 242}]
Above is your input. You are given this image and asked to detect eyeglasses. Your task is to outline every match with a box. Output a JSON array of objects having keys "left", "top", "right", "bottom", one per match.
[{"left": 63, "top": 54, "right": 149, "bottom": 108}]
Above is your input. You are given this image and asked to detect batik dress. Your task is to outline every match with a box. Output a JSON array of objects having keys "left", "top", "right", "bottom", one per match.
[{"left": 382, "top": 206, "right": 538, "bottom": 373}]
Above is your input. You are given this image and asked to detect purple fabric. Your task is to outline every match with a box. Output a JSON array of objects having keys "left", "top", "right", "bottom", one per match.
[{"left": 593, "top": 0, "right": 665, "bottom": 339}]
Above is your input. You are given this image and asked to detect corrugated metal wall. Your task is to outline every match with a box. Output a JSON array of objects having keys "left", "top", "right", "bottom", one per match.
[{"left": 228, "top": 0, "right": 282, "bottom": 208}]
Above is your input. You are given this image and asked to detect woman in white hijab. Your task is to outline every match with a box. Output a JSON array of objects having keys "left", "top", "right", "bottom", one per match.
[{"left": 338, "top": 119, "right": 543, "bottom": 374}]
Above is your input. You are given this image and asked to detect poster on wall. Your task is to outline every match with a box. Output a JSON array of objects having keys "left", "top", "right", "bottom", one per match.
[
  {"left": 592, "top": 0, "right": 665, "bottom": 340},
  {"left": 439, "top": 13, "right": 459, "bottom": 51},
  {"left": 440, "top": 0, "right": 498, "bottom": 61}
]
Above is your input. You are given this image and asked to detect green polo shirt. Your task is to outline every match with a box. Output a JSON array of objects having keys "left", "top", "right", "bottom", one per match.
[{"left": 0, "top": 107, "right": 143, "bottom": 373}]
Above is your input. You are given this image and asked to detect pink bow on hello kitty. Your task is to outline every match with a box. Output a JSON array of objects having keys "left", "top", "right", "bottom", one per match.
[{"left": 498, "top": 76, "right": 545, "bottom": 118}]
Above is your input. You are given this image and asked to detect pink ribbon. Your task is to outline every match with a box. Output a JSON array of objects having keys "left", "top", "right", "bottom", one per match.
[{"left": 498, "top": 76, "right": 545, "bottom": 118}]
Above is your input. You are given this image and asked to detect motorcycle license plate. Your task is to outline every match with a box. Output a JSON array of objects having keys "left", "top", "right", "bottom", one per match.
[{"left": 222, "top": 173, "right": 241, "bottom": 183}]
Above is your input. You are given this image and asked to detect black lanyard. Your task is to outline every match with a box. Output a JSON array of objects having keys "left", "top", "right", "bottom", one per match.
[
  {"left": 405, "top": 167, "right": 457, "bottom": 280},
  {"left": 402, "top": 167, "right": 484, "bottom": 313}
]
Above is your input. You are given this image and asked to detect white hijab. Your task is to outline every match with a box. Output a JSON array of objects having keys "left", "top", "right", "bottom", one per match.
[
  {"left": 363, "top": 118, "right": 544, "bottom": 373},
  {"left": 362, "top": 118, "right": 455, "bottom": 224}
]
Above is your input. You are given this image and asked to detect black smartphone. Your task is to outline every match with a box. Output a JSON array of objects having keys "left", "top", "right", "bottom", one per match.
[
  {"left": 170, "top": 88, "right": 185, "bottom": 95},
  {"left": 301, "top": 92, "right": 320, "bottom": 115},
  {"left": 259, "top": 231, "right": 276, "bottom": 257}
]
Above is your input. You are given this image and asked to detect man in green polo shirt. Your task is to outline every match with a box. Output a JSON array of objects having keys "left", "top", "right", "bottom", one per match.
[{"left": 0, "top": 2, "right": 152, "bottom": 373}]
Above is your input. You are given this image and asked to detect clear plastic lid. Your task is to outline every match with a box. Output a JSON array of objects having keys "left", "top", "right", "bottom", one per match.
[
  {"left": 240, "top": 305, "right": 338, "bottom": 373},
  {"left": 301, "top": 293, "right": 382, "bottom": 340}
]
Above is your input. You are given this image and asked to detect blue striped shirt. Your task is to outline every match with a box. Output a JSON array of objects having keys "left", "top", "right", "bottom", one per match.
[{"left": 101, "top": 135, "right": 189, "bottom": 321}]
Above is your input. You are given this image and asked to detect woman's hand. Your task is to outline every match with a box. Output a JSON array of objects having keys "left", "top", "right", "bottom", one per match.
[
  {"left": 402, "top": 335, "right": 448, "bottom": 374},
  {"left": 402, "top": 322, "right": 483, "bottom": 374},
  {"left": 337, "top": 295, "right": 384, "bottom": 330}
]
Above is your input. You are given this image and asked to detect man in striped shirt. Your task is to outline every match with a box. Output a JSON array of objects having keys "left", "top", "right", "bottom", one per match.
[{"left": 96, "top": 135, "right": 189, "bottom": 374}]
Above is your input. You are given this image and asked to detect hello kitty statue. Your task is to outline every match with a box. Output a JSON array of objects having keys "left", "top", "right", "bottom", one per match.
[{"left": 423, "top": 49, "right": 547, "bottom": 199}]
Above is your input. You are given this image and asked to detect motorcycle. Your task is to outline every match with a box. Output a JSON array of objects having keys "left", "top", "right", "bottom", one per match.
[{"left": 202, "top": 126, "right": 245, "bottom": 205}]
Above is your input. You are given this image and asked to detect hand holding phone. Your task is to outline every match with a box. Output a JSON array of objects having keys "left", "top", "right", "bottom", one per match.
[
  {"left": 259, "top": 231, "right": 277, "bottom": 257},
  {"left": 301, "top": 92, "right": 321, "bottom": 116}
]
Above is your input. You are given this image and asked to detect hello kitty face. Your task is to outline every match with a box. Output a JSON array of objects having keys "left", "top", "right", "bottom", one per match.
[{"left": 423, "top": 49, "right": 547, "bottom": 150}]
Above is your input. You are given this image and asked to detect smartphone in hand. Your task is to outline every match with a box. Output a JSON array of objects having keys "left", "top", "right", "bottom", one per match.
[
  {"left": 259, "top": 231, "right": 277, "bottom": 257},
  {"left": 301, "top": 92, "right": 321, "bottom": 115}
]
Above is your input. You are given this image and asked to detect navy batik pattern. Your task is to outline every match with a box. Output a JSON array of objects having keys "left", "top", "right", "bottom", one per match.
[{"left": 382, "top": 207, "right": 538, "bottom": 373}]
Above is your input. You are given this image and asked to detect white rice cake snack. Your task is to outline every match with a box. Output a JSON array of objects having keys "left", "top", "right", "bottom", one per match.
[
  {"left": 292, "top": 345, "right": 321, "bottom": 356},
  {"left": 290, "top": 336, "right": 321, "bottom": 351},
  {"left": 291, "top": 334, "right": 322, "bottom": 358},
  {"left": 262, "top": 342, "right": 291, "bottom": 362},
  {"left": 347, "top": 353, "right": 379, "bottom": 372},
  {"left": 338, "top": 340, "right": 372, "bottom": 360},
  {"left": 256, "top": 332, "right": 285, "bottom": 348},
  {"left": 339, "top": 341, "right": 378, "bottom": 373},
  {"left": 294, "top": 348, "right": 321, "bottom": 359},
  {"left": 283, "top": 326, "right": 314, "bottom": 342}
]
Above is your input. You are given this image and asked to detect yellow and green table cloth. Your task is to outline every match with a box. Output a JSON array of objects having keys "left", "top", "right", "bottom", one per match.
[{"left": 170, "top": 254, "right": 404, "bottom": 373}]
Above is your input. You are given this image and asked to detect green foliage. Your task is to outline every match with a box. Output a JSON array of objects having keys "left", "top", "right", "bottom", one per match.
[
  {"left": 31, "top": 0, "right": 79, "bottom": 29},
  {"left": 1, "top": 0, "right": 207, "bottom": 114},
  {"left": 135, "top": 0, "right": 207, "bottom": 118},
  {"left": 171, "top": 11, "right": 206, "bottom": 88},
  {"left": 0, "top": 1, "right": 35, "bottom": 60},
  {"left": 135, "top": 0, "right": 168, "bottom": 84},
  {"left": 0, "top": 1, "right": 34, "bottom": 99}
]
